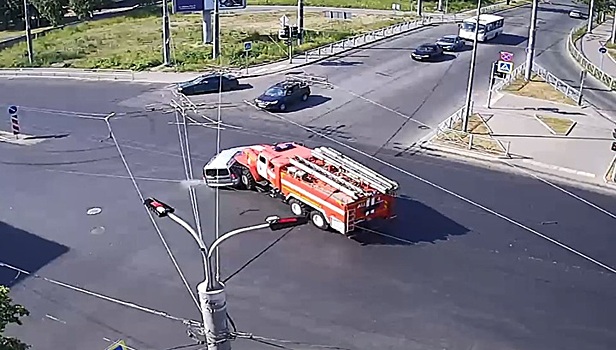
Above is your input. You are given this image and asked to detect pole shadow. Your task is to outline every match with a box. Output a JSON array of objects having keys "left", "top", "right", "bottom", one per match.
[
  {"left": 348, "top": 196, "right": 469, "bottom": 246},
  {"left": 0, "top": 221, "right": 69, "bottom": 286}
]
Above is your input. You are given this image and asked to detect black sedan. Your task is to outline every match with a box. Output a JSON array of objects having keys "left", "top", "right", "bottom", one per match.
[
  {"left": 254, "top": 80, "right": 311, "bottom": 112},
  {"left": 410, "top": 43, "right": 444, "bottom": 61},
  {"left": 436, "top": 35, "right": 465, "bottom": 51},
  {"left": 176, "top": 73, "right": 240, "bottom": 95}
]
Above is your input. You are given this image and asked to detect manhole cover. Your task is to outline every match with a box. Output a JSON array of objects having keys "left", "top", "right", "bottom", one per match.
[
  {"left": 87, "top": 207, "right": 102, "bottom": 215},
  {"left": 90, "top": 226, "right": 105, "bottom": 235}
]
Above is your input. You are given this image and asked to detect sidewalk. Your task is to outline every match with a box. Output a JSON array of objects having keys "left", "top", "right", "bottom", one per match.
[
  {"left": 425, "top": 92, "right": 616, "bottom": 190},
  {"left": 581, "top": 19, "right": 616, "bottom": 77}
]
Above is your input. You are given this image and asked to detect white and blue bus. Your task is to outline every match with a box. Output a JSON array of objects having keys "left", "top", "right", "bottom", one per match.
[{"left": 458, "top": 14, "right": 505, "bottom": 42}]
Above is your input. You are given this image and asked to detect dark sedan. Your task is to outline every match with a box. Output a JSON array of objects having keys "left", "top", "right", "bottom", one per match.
[
  {"left": 436, "top": 35, "right": 465, "bottom": 51},
  {"left": 254, "top": 80, "right": 311, "bottom": 112},
  {"left": 410, "top": 43, "right": 444, "bottom": 61},
  {"left": 176, "top": 73, "right": 240, "bottom": 95}
]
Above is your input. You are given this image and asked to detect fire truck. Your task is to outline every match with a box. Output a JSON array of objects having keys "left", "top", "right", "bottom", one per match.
[{"left": 203, "top": 142, "right": 399, "bottom": 235}]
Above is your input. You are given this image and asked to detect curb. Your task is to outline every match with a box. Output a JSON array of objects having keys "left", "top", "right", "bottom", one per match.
[
  {"left": 0, "top": 1, "right": 531, "bottom": 83},
  {"left": 420, "top": 141, "right": 507, "bottom": 162}
]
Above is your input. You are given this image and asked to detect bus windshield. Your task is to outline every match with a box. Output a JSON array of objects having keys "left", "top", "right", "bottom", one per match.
[{"left": 461, "top": 22, "right": 486, "bottom": 32}]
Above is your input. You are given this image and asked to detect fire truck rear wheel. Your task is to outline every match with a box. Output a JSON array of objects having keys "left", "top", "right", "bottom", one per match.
[
  {"left": 240, "top": 168, "right": 256, "bottom": 190},
  {"left": 288, "top": 199, "right": 305, "bottom": 216},
  {"left": 310, "top": 211, "right": 329, "bottom": 230}
]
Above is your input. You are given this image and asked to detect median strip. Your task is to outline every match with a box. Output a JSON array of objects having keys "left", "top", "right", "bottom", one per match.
[
  {"left": 434, "top": 113, "right": 505, "bottom": 155},
  {"left": 504, "top": 75, "right": 576, "bottom": 106},
  {"left": 534, "top": 114, "right": 577, "bottom": 135}
]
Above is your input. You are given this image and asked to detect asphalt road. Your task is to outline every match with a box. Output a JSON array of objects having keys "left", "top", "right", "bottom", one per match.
[{"left": 1, "top": 79, "right": 616, "bottom": 350}]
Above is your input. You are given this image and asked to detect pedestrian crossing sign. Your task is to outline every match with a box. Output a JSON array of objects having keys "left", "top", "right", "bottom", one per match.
[
  {"left": 105, "top": 340, "right": 128, "bottom": 350},
  {"left": 497, "top": 60, "right": 514, "bottom": 74}
]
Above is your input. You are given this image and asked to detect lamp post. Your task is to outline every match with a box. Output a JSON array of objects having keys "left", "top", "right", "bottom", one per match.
[
  {"left": 143, "top": 197, "right": 309, "bottom": 350},
  {"left": 610, "top": 5, "right": 615, "bottom": 45},
  {"left": 462, "top": 0, "right": 482, "bottom": 132}
]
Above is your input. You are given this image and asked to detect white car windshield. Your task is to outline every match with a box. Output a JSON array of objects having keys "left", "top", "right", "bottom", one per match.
[
  {"left": 440, "top": 37, "right": 456, "bottom": 43},
  {"left": 461, "top": 22, "right": 486, "bottom": 32},
  {"left": 264, "top": 87, "right": 285, "bottom": 97}
]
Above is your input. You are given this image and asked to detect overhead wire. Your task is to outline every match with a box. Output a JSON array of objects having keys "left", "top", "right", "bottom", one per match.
[{"left": 104, "top": 114, "right": 201, "bottom": 311}]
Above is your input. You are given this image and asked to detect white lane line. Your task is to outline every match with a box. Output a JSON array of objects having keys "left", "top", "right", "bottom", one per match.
[
  {"left": 521, "top": 159, "right": 596, "bottom": 178},
  {"left": 0, "top": 262, "right": 199, "bottom": 325},
  {"left": 504, "top": 161, "right": 616, "bottom": 221},
  {"left": 248, "top": 103, "right": 616, "bottom": 275},
  {"left": 44, "top": 169, "right": 183, "bottom": 183},
  {"left": 45, "top": 314, "right": 67, "bottom": 324}
]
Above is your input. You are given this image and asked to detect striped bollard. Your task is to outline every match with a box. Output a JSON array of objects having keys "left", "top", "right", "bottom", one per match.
[{"left": 11, "top": 114, "right": 20, "bottom": 137}]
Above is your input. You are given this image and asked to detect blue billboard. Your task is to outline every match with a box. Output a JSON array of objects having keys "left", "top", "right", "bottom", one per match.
[{"left": 173, "top": 0, "right": 204, "bottom": 13}]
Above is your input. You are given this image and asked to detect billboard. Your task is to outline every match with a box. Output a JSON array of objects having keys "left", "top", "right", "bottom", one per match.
[{"left": 173, "top": 0, "right": 246, "bottom": 12}]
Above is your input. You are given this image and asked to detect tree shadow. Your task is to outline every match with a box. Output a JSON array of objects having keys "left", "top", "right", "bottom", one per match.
[
  {"left": 0, "top": 221, "right": 69, "bottom": 286},
  {"left": 318, "top": 60, "right": 364, "bottom": 67},
  {"left": 348, "top": 196, "right": 469, "bottom": 246},
  {"left": 484, "top": 34, "right": 527, "bottom": 46},
  {"left": 286, "top": 95, "right": 332, "bottom": 112}
]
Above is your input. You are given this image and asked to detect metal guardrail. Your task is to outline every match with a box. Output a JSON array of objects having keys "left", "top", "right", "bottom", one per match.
[
  {"left": 567, "top": 22, "right": 616, "bottom": 91},
  {"left": 0, "top": 67, "right": 135, "bottom": 81},
  {"left": 301, "top": 2, "right": 514, "bottom": 62}
]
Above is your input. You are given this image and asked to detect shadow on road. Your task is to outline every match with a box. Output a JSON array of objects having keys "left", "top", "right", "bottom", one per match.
[
  {"left": 0, "top": 221, "right": 69, "bottom": 286},
  {"left": 485, "top": 33, "right": 527, "bottom": 46},
  {"left": 349, "top": 196, "right": 469, "bottom": 246},
  {"left": 319, "top": 60, "right": 364, "bottom": 67},
  {"left": 287, "top": 95, "right": 332, "bottom": 112}
]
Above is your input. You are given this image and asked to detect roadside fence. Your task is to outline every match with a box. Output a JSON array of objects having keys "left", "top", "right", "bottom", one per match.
[
  {"left": 567, "top": 22, "right": 616, "bottom": 90},
  {"left": 0, "top": 67, "right": 135, "bottom": 81}
]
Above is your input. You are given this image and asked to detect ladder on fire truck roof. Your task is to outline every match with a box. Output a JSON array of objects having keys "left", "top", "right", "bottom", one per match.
[
  {"left": 288, "top": 156, "right": 368, "bottom": 200},
  {"left": 312, "top": 147, "right": 400, "bottom": 194}
]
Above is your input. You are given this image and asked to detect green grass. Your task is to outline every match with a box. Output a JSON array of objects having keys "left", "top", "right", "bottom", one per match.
[
  {"left": 572, "top": 26, "right": 586, "bottom": 42},
  {"left": 0, "top": 6, "right": 414, "bottom": 71},
  {"left": 247, "top": 0, "right": 499, "bottom": 12},
  {"left": 0, "top": 26, "right": 53, "bottom": 41}
]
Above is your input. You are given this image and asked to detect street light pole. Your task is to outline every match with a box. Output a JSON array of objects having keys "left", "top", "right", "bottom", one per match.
[
  {"left": 524, "top": 0, "right": 539, "bottom": 80},
  {"left": 587, "top": 0, "right": 595, "bottom": 34},
  {"left": 611, "top": 6, "right": 615, "bottom": 45},
  {"left": 462, "top": 0, "right": 482, "bottom": 132},
  {"left": 213, "top": 0, "right": 221, "bottom": 59},
  {"left": 23, "top": 0, "right": 33, "bottom": 64},
  {"left": 162, "top": 0, "right": 172, "bottom": 66}
]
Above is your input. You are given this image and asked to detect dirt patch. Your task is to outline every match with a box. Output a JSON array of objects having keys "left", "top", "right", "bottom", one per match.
[
  {"left": 434, "top": 114, "right": 504, "bottom": 154},
  {"left": 504, "top": 75, "right": 576, "bottom": 106},
  {"left": 535, "top": 115, "right": 576, "bottom": 135}
]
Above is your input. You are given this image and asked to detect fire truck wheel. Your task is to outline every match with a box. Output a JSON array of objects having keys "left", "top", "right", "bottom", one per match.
[
  {"left": 288, "top": 199, "right": 305, "bottom": 216},
  {"left": 310, "top": 211, "right": 329, "bottom": 230},
  {"left": 240, "top": 168, "right": 256, "bottom": 190}
]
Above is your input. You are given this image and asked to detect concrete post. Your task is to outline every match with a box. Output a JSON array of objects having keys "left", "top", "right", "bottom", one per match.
[
  {"left": 198, "top": 282, "right": 231, "bottom": 350},
  {"left": 462, "top": 0, "right": 482, "bottom": 132},
  {"left": 203, "top": 11, "right": 213, "bottom": 44},
  {"left": 587, "top": 0, "right": 595, "bottom": 34},
  {"left": 162, "top": 0, "right": 171, "bottom": 66},
  {"left": 524, "top": 0, "right": 539, "bottom": 80},
  {"left": 297, "top": 0, "right": 304, "bottom": 45},
  {"left": 23, "top": 0, "right": 33, "bottom": 64},
  {"left": 213, "top": 0, "right": 221, "bottom": 59},
  {"left": 611, "top": 8, "right": 616, "bottom": 45}
]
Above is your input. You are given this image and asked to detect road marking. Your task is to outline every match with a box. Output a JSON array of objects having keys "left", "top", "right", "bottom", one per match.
[
  {"left": 249, "top": 102, "right": 616, "bottom": 275},
  {"left": 0, "top": 261, "right": 199, "bottom": 326},
  {"left": 520, "top": 159, "right": 596, "bottom": 178},
  {"left": 45, "top": 314, "right": 67, "bottom": 324},
  {"left": 44, "top": 168, "right": 183, "bottom": 183}
]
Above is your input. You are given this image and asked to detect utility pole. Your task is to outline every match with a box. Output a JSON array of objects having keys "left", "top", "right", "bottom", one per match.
[
  {"left": 162, "top": 0, "right": 171, "bottom": 66},
  {"left": 577, "top": 69, "right": 586, "bottom": 106},
  {"left": 417, "top": 0, "right": 422, "bottom": 17},
  {"left": 437, "top": 0, "right": 443, "bottom": 12},
  {"left": 297, "top": 0, "right": 304, "bottom": 45},
  {"left": 611, "top": 5, "right": 615, "bottom": 45},
  {"left": 587, "top": 0, "right": 595, "bottom": 34},
  {"left": 213, "top": 0, "right": 221, "bottom": 60},
  {"left": 23, "top": 0, "right": 33, "bottom": 64},
  {"left": 144, "top": 198, "right": 308, "bottom": 350},
  {"left": 524, "top": 0, "right": 539, "bottom": 80},
  {"left": 462, "top": 0, "right": 482, "bottom": 132}
]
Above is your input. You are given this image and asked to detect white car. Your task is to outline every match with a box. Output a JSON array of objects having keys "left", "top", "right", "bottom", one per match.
[{"left": 569, "top": 10, "right": 585, "bottom": 19}]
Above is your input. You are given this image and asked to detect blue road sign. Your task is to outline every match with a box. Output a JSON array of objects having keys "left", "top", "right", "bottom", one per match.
[
  {"left": 243, "top": 41, "right": 252, "bottom": 52},
  {"left": 497, "top": 60, "right": 514, "bottom": 74},
  {"left": 8, "top": 105, "right": 17, "bottom": 115},
  {"left": 173, "top": 0, "right": 204, "bottom": 13},
  {"left": 599, "top": 46, "right": 607, "bottom": 54}
]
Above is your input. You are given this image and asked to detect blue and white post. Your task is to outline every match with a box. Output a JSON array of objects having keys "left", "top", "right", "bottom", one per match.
[{"left": 8, "top": 105, "right": 19, "bottom": 139}]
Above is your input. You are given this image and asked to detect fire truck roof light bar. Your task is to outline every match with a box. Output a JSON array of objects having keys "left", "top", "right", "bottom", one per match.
[
  {"left": 312, "top": 147, "right": 399, "bottom": 193},
  {"left": 288, "top": 157, "right": 364, "bottom": 200}
]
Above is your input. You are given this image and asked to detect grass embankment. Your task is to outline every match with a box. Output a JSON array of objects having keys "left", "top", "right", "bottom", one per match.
[
  {"left": 535, "top": 115, "right": 576, "bottom": 135},
  {"left": 0, "top": 6, "right": 413, "bottom": 71},
  {"left": 436, "top": 114, "right": 504, "bottom": 154},
  {"left": 504, "top": 75, "right": 576, "bottom": 106}
]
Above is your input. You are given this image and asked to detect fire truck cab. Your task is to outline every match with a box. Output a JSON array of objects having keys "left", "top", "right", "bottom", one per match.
[{"left": 204, "top": 142, "right": 399, "bottom": 235}]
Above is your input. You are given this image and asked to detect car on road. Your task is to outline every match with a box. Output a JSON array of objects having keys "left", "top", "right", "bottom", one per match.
[
  {"left": 568, "top": 10, "right": 586, "bottom": 19},
  {"left": 254, "top": 80, "right": 311, "bottom": 111},
  {"left": 436, "top": 35, "right": 465, "bottom": 51},
  {"left": 411, "top": 43, "right": 444, "bottom": 61},
  {"left": 176, "top": 73, "right": 240, "bottom": 95}
]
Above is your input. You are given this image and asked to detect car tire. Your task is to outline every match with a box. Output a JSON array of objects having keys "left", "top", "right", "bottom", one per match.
[
  {"left": 279, "top": 103, "right": 287, "bottom": 111},
  {"left": 240, "top": 168, "right": 256, "bottom": 190},
  {"left": 289, "top": 199, "right": 306, "bottom": 216},
  {"left": 301, "top": 93, "right": 309, "bottom": 101},
  {"left": 310, "top": 211, "right": 329, "bottom": 230}
]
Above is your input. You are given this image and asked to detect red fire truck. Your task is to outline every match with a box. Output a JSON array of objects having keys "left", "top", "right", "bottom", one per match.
[{"left": 203, "top": 142, "right": 399, "bottom": 235}]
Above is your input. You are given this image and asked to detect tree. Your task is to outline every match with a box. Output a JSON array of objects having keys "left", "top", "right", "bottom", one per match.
[
  {"left": 0, "top": 286, "right": 29, "bottom": 350},
  {"left": 69, "top": 0, "right": 96, "bottom": 19},
  {"left": 31, "top": 0, "right": 68, "bottom": 26}
]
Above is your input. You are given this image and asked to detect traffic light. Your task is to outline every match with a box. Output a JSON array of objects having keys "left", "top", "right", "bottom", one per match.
[
  {"left": 290, "top": 25, "right": 300, "bottom": 39},
  {"left": 267, "top": 216, "right": 309, "bottom": 231},
  {"left": 278, "top": 25, "right": 290, "bottom": 39},
  {"left": 612, "top": 128, "right": 616, "bottom": 140},
  {"left": 144, "top": 197, "right": 175, "bottom": 218},
  {"left": 612, "top": 142, "right": 616, "bottom": 152}
]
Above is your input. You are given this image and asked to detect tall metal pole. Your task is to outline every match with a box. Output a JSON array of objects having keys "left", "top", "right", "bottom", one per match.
[
  {"left": 587, "top": 0, "right": 595, "bottom": 34},
  {"left": 297, "top": 0, "right": 304, "bottom": 45},
  {"left": 524, "top": 0, "right": 539, "bottom": 80},
  {"left": 416, "top": 0, "right": 422, "bottom": 17},
  {"left": 437, "top": 0, "right": 443, "bottom": 12},
  {"left": 213, "top": 0, "right": 221, "bottom": 59},
  {"left": 23, "top": 0, "right": 33, "bottom": 64},
  {"left": 577, "top": 69, "right": 586, "bottom": 106},
  {"left": 462, "top": 0, "right": 482, "bottom": 132},
  {"left": 611, "top": 7, "right": 615, "bottom": 45},
  {"left": 162, "top": 0, "right": 171, "bottom": 66}
]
